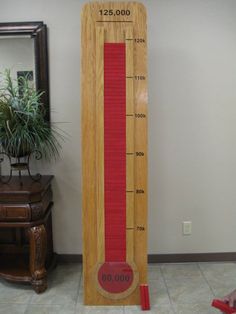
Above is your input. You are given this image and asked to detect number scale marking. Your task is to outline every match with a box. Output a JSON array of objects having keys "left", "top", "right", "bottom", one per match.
[{"left": 82, "top": 2, "right": 147, "bottom": 305}]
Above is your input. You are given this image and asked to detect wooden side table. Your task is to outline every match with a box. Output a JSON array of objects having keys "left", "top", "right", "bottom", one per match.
[{"left": 0, "top": 175, "right": 55, "bottom": 293}]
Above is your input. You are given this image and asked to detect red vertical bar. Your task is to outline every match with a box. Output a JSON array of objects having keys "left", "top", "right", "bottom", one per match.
[
  {"left": 140, "top": 284, "right": 151, "bottom": 311},
  {"left": 144, "top": 285, "right": 150, "bottom": 310},
  {"left": 104, "top": 43, "right": 126, "bottom": 262},
  {"left": 140, "top": 285, "right": 147, "bottom": 310}
]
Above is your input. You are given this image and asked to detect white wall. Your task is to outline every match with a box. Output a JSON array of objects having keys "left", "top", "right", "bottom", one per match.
[{"left": 1, "top": 0, "right": 236, "bottom": 254}]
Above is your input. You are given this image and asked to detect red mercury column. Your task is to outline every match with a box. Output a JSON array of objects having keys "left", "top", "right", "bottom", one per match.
[{"left": 97, "top": 43, "right": 134, "bottom": 294}]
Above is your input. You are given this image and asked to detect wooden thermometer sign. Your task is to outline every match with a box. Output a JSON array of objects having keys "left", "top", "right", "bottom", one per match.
[{"left": 82, "top": 2, "right": 148, "bottom": 305}]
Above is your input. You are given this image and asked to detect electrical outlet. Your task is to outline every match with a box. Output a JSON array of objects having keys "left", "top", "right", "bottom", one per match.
[{"left": 182, "top": 221, "right": 192, "bottom": 235}]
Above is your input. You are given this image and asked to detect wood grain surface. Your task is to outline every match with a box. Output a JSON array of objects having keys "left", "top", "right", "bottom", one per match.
[{"left": 81, "top": 1, "right": 147, "bottom": 305}]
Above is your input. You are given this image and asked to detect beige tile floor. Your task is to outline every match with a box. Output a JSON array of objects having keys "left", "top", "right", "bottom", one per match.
[{"left": 0, "top": 262, "right": 234, "bottom": 313}]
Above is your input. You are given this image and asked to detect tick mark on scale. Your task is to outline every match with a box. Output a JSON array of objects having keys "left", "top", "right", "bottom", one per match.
[{"left": 96, "top": 21, "right": 133, "bottom": 23}]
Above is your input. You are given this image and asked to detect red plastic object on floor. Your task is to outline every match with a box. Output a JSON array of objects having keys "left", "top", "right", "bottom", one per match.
[
  {"left": 212, "top": 299, "right": 236, "bottom": 313},
  {"left": 140, "top": 284, "right": 150, "bottom": 311}
]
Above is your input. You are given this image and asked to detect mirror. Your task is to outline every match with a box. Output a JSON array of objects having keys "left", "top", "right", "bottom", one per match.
[{"left": 0, "top": 22, "right": 50, "bottom": 120}]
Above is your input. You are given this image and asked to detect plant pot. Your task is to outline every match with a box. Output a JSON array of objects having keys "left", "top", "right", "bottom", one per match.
[{"left": 1, "top": 142, "right": 31, "bottom": 159}]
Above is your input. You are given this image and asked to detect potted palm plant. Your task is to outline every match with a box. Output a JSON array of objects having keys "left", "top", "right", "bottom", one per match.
[{"left": 0, "top": 69, "right": 63, "bottom": 182}]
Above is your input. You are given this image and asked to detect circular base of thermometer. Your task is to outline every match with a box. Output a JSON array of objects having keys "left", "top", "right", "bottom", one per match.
[{"left": 95, "top": 262, "right": 139, "bottom": 300}]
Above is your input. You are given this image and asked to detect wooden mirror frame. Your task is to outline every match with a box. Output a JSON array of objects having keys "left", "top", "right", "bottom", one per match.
[{"left": 0, "top": 21, "right": 50, "bottom": 121}]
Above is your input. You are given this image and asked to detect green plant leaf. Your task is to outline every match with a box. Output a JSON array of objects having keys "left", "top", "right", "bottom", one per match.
[{"left": 0, "top": 69, "right": 64, "bottom": 159}]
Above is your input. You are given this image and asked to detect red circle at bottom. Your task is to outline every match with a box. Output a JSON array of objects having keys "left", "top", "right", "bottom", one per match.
[{"left": 98, "top": 262, "right": 134, "bottom": 294}]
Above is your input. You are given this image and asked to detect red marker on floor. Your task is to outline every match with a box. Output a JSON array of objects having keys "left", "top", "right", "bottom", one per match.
[
  {"left": 212, "top": 299, "right": 236, "bottom": 313},
  {"left": 140, "top": 284, "right": 150, "bottom": 311}
]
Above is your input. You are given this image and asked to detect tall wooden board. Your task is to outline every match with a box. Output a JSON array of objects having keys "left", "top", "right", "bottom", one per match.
[{"left": 81, "top": 1, "right": 148, "bottom": 305}]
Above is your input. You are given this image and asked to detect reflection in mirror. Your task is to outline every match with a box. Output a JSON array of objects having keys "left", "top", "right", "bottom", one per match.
[
  {"left": 0, "top": 22, "right": 49, "bottom": 121},
  {"left": 0, "top": 36, "right": 36, "bottom": 86}
]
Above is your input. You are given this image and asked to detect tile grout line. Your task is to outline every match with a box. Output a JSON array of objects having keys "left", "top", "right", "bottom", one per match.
[
  {"left": 24, "top": 285, "right": 35, "bottom": 314},
  {"left": 159, "top": 264, "right": 177, "bottom": 314},
  {"left": 72, "top": 266, "right": 82, "bottom": 314},
  {"left": 24, "top": 303, "right": 30, "bottom": 314},
  {"left": 197, "top": 263, "right": 216, "bottom": 297}
]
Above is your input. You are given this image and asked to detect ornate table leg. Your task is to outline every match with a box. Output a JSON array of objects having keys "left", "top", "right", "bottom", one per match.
[{"left": 29, "top": 224, "right": 47, "bottom": 293}]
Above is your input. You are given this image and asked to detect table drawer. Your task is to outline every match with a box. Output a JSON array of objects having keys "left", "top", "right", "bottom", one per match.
[{"left": 0, "top": 205, "right": 30, "bottom": 221}]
